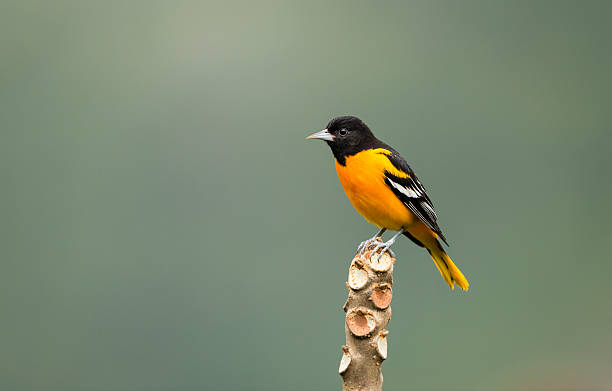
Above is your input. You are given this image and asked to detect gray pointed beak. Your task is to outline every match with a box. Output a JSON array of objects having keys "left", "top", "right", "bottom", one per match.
[{"left": 306, "top": 129, "right": 335, "bottom": 141}]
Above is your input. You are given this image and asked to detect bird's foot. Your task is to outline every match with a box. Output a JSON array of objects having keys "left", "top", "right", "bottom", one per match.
[
  {"left": 357, "top": 237, "right": 381, "bottom": 255},
  {"left": 368, "top": 240, "right": 396, "bottom": 260}
]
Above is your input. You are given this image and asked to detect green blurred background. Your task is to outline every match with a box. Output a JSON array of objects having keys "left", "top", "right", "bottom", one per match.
[{"left": 2, "top": 1, "right": 612, "bottom": 390}]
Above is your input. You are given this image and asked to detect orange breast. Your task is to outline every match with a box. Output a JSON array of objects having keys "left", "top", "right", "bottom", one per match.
[{"left": 334, "top": 149, "right": 417, "bottom": 230}]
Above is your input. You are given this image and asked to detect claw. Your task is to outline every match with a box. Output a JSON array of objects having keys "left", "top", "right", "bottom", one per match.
[
  {"left": 369, "top": 240, "right": 396, "bottom": 261},
  {"left": 356, "top": 228, "right": 387, "bottom": 255},
  {"left": 357, "top": 237, "right": 379, "bottom": 254},
  {"left": 358, "top": 229, "right": 402, "bottom": 260}
]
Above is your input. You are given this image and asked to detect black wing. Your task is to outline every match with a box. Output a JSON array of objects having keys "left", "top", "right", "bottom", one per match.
[{"left": 381, "top": 150, "right": 449, "bottom": 245}]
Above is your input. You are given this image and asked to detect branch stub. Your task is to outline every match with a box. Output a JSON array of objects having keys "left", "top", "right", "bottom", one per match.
[
  {"left": 366, "top": 251, "right": 394, "bottom": 272},
  {"left": 376, "top": 331, "right": 388, "bottom": 360},
  {"left": 346, "top": 307, "right": 377, "bottom": 337},
  {"left": 348, "top": 262, "right": 369, "bottom": 290},
  {"left": 338, "top": 348, "right": 351, "bottom": 374},
  {"left": 371, "top": 284, "right": 393, "bottom": 309}
]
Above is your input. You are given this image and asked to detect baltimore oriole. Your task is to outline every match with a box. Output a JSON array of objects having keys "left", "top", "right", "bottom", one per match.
[{"left": 307, "top": 115, "right": 469, "bottom": 291}]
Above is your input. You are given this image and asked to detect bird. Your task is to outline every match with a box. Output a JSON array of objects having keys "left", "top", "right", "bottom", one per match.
[{"left": 306, "top": 115, "right": 469, "bottom": 291}]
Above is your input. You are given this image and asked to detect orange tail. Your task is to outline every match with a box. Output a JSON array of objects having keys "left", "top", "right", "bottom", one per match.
[{"left": 427, "top": 242, "right": 469, "bottom": 291}]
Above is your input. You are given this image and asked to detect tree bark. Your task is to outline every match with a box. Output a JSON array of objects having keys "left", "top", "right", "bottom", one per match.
[{"left": 339, "top": 241, "right": 394, "bottom": 391}]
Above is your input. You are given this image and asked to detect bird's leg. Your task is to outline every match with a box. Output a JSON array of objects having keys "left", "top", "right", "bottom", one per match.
[
  {"left": 369, "top": 229, "right": 404, "bottom": 260},
  {"left": 357, "top": 227, "right": 386, "bottom": 254}
]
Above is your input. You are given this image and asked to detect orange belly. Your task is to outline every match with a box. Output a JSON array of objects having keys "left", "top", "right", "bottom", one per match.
[{"left": 334, "top": 149, "right": 417, "bottom": 230}]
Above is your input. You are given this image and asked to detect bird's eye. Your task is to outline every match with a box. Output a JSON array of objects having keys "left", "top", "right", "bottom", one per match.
[{"left": 339, "top": 128, "right": 348, "bottom": 136}]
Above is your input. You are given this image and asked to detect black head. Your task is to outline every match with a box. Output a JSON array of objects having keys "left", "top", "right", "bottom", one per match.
[{"left": 306, "top": 115, "right": 378, "bottom": 165}]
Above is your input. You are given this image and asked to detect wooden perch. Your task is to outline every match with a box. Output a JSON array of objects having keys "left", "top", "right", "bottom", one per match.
[{"left": 339, "top": 239, "right": 394, "bottom": 391}]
